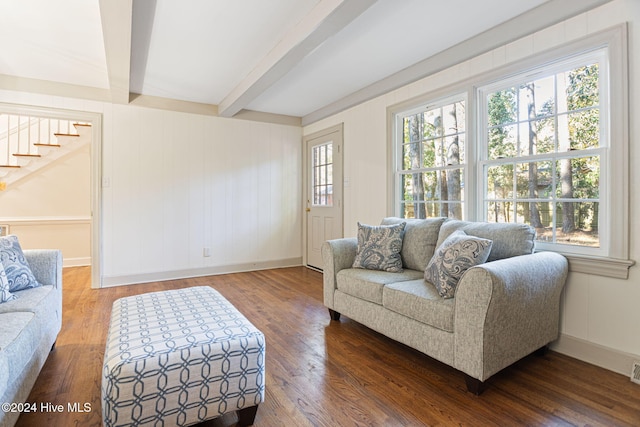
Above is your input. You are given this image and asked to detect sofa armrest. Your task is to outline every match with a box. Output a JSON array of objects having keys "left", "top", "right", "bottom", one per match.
[
  {"left": 321, "top": 238, "right": 357, "bottom": 309},
  {"left": 453, "top": 251, "right": 568, "bottom": 381},
  {"left": 24, "top": 249, "right": 63, "bottom": 289}
]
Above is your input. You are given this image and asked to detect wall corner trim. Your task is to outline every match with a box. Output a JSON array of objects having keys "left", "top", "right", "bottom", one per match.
[{"left": 551, "top": 333, "right": 639, "bottom": 377}]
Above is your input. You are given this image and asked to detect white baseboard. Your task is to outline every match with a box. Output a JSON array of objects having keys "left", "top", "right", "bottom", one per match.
[
  {"left": 100, "top": 257, "right": 303, "bottom": 288},
  {"left": 63, "top": 257, "right": 91, "bottom": 267},
  {"left": 551, "top": 333, "right": 640, "bottom": 378}
]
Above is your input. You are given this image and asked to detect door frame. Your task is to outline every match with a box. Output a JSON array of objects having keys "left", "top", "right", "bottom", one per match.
[
  {"left": 0, "top": 102, "right": 102, "bottom": 288},
  {"left": 302, "top": 123, "right": 344, "bottom": 269}
]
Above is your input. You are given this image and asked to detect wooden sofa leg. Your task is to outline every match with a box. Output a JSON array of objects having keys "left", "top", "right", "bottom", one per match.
[
  {"left": 464, "top": 374, "right": 486, "bottom": 395},
  {"left": 328, "top": 309, "right": 341, "bottom": 321},
  {"left": 237, "top": 404, "right": 259, "bottom": 426},
  {"left": 534, "top": 345, "right": 549, "bottom": 357}
]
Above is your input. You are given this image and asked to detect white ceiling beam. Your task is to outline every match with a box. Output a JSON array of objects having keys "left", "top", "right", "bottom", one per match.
[
  {"left": 99, "top": 0, "right": 133, "bottom": 104},
  {"left": 218, "top": 0, "right": 377, "bottom": 118}
]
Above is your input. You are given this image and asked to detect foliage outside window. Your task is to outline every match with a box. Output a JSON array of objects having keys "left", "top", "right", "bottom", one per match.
[
  {"left": 480, "top": 53, "right": 604, "bottom": 249},
  {"left": 397, "top": 99, "right": 465, "bottom": 219}
]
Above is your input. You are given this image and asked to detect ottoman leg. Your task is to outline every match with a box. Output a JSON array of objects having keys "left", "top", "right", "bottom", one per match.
[{"left": 237, "top": 405, "right": 259, "bottom": 426}]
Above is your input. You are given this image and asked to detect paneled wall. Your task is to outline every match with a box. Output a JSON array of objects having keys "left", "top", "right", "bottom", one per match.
[
  {"left": 0, "top": 91, "right": 303, "bottom": 287},
  {"left": 101, "top": 104, "right": 302, "bottom": 285},
  {"left": 304, "top": 0, "right": 640, "bottom": 373}
]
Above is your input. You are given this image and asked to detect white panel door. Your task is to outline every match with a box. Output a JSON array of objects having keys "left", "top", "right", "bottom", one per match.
[{"left": 305, "top": 125, "right": 343, "bottom": 270}]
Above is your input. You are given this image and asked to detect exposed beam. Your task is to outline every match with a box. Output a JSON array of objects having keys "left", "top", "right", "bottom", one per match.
[
  {"left": 99, "top": 0, "right": 133, "bottom": 104},
  {"left": 302, "top": 0, "right": 616, "bottom": 126},
  {"left": 218, "top": 0, "right": 377, "bottom": 118},
  {"left": 0, "top": 74, "right": 111, "bottom": 102},
  {"left": 129, "top": 0, "right": 157, "bottom": 95}
]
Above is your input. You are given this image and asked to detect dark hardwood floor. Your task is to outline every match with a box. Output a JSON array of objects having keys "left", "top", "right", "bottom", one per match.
[{"left": 16, "top": 266, "right": 640, "bottom": 426}]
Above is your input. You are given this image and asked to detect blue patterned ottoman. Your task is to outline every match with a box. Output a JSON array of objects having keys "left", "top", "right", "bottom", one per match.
[{"left": 101, "top": 286, "right": 265, "bottom": 426}]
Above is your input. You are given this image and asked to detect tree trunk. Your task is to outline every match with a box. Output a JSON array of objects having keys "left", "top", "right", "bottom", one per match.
[
  {"left": 408, "top": 115, "right": 425, "bottom": 218},
  {"left": 525, "top": 84, "right": 543, "bottom": 228},
  {"left": 560, "top": 158, "right": 575, "bottom": 233},
  {"left": 446, "top": 104, "right": 462, "bottom": 219}
]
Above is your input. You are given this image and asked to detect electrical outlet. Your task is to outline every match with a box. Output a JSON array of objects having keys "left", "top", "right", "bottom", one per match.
[
  {"left": 203, "top": 247, "right": 211, "bottom": 257},
  {"left": 632, "top": 361, "right": 640, "bottom": 385}
]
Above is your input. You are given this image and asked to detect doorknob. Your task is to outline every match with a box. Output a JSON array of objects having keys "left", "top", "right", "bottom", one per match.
[{"left": 306, "top": 208, "right": 311, "bottom": 212}]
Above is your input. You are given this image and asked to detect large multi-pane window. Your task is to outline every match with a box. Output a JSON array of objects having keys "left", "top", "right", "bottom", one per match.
[
  {"left": 397, "top": 98, "right": 466, "bottom": 219},
  {"left": 479, "top": 51, "right": 605, "bottom": 249},
  {"left": 393, "top": 26, "right": 630, "bottom": 271}
]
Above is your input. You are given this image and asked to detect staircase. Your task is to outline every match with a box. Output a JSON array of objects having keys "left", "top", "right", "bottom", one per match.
[{"left": 0, "top": 115, "right": 91, "bottom": 190}]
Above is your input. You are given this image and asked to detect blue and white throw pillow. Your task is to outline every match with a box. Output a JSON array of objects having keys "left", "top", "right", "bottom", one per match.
[
  {"left": 352, "top": 222, "right": 406, "bottom": 272},
  {"left": 0, "top": 262, "right": 16, "bottom": 303},
  {"left": 0, "top": 235, "right": 40, "bottom": 292},
  {"left": 425, "top": 229, "right": 492, "bottom": 299}
]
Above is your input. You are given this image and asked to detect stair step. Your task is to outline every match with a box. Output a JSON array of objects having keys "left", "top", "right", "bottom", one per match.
[
  {"left": 34, "top": 143, "right": 61, "bottom": 148},
  {"left": 0, "top": 118, "right": 90, "bottom": 187}
]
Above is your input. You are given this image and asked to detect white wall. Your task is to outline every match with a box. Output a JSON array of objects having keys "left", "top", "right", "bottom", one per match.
[
  {"left": 101, "top": 104, "right": 302, "bottom": 285},
  {"left": 303, "top": 0, "right": 640, "bottom": 374},
  {"left": 0, "top": 91, "right": 303, "bottom": 286}
]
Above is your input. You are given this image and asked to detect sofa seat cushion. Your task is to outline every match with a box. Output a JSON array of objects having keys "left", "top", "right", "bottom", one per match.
[
  {"left": 0, "top": 286, "right": 55, "bottom": 315},
  {"left": 0, "top": 348, "right": 8, "bottom": 398},
  {"left": 0, "top": 312, "right": 38, "bottom": 388},
  {"left": 337, "top": 268, "right": 424, "bottom": 304},
  {"left": 383, "top": 280, "right": 455, "bottom": 332}
]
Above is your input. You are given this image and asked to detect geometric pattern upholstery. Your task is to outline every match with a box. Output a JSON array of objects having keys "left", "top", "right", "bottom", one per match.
[{"left": 101, "top": 286, "right": 265, "bottom": 427}]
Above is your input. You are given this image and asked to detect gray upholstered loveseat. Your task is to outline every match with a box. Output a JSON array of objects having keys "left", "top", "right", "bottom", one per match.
[
  {"left": 0, "top": 248, "right": 63, "bottom": 427},
  {"left": 322, "top": 218, "right": 568, "bottom": 394}
]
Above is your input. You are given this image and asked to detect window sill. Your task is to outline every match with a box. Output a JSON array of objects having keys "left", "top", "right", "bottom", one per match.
[{"left": 563, "top": 254, "right": 635, "bottom": 279}]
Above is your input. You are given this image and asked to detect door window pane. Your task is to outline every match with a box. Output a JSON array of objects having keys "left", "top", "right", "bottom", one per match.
[{"left": 312, "top": 143, "right": 333, "bottom": 206}]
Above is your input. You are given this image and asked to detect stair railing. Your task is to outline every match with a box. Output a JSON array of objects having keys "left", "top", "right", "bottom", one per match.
[{"left": 0, "top": 115, "right": 79, "bottom": 167}]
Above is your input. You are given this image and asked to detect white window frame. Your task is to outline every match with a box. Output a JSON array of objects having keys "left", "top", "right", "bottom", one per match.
[
  {"left": 388, "top": 24, "right": 632, "bottom": 278},
  {"left": 393, "top": 93, "right": 468, "bottom": 220},
  {"left": 476, "top": 49, "right": 609, "bottom": 258}
]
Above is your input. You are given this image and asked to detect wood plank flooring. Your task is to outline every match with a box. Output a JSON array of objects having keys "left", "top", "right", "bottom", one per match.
[{"left": 16, "top": 266, "right": 640, "bottom": 426}]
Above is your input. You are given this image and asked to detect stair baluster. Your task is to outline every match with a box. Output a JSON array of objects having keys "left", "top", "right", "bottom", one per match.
[{"left": 0, "top": 115, "right": 90, "bottom": 190}]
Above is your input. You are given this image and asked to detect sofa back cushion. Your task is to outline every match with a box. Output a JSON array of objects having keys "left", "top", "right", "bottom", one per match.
[
  {"left": 436, "top": 220, "right": 535, "bottom": 262},
  {"left": 381, "top": 217, "right": 446, "bottom": 271}
]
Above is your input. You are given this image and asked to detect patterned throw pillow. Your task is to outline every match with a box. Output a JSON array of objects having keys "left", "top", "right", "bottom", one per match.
[
  {"left": 352, "top": 222, "right": 406, "bottom": 272},
  {"left": 0, "top": 262, "right": 16, "bottom": 303},
  {"left": 0, "top": 235, "right": 40, "bottom": 292},
  {"left": 425, "top": 230, "right": 492, "bottom": 298}
]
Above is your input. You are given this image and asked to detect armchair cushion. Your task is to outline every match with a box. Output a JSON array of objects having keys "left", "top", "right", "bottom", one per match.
[
  {"left": 352, "top": 222, "right": 406, "bottom": 272},
  {"left": 0, "top": 264, "right": 16, "bottom": 303},
  {"left": 425, "top": 230, "right": 493, "bottom": 298},
  {"left": 0, "top": 236, "right": 40, "bottom": 292}
]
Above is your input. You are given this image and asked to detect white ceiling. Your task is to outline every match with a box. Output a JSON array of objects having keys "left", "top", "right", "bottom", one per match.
[{"left": 0, "top": 0, "right": 613, "bottom": 124}]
